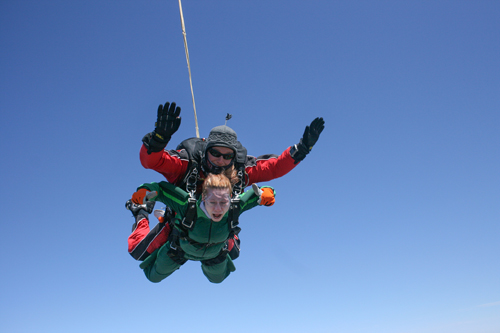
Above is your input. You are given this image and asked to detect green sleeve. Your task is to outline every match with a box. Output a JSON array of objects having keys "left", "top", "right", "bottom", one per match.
[
  {"left": 238, "top": 186, "right": 270, "bottom": 213},
  {"left": 137, "top": 181, "right": 190, "bottom": 214}
]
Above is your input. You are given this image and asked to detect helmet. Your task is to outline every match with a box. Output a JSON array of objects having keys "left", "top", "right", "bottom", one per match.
[
  {"left": 205, "top": 125, "right": 238, "bottom": 153},
  {"left": 203, "top": 125, "right": 238, "bottom": 174}
]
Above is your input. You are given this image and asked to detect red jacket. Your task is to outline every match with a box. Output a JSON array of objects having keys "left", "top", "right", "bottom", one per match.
[{"left": 139, "top": 143, "right": 299, "bottom": 188}]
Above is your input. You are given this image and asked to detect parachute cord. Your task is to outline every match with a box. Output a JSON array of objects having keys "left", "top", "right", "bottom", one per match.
[{"left": 178, "top": 0, "right": 200, "bottom": 138}]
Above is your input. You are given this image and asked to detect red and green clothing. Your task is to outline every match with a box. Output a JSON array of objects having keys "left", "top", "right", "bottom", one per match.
[
  {"left": 138, "top": 181, "right": 263, "bottom": 283},
  {"left": 140, "top": 144, "right": 299, "bottom": 187},
  {"left": 129, "top": 143, "right": 298, "bottom": 260}
]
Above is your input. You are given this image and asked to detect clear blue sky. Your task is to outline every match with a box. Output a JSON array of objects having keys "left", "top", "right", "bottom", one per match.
[{"left": 1, "top": 1, "right": 499, "bottom": 332}]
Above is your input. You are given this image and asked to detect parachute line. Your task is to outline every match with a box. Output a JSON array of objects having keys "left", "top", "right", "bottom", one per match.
[{"left": 178, "top": 0, "right": 200, "bottom": 138}]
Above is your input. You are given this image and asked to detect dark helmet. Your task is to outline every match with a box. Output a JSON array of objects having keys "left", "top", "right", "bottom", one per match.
[
  {"left": 206, "top": 125, "right": 238, "bottom": 152},
  {"left": 203, "top": 125, "right": 238, "bottom": 174}
]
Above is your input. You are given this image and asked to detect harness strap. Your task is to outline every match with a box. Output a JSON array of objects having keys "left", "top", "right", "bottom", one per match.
[
  {"left": 167, "top": 228, "right": 188, "bottom": 265},
  {"left": 185, "top": 161, "right": 199, "bottom": 197},
  {"left": 232, "top": 164, "right": 246, "bottom": 196},
  {"left": 181, "top": 197, "right": 197, "bottom": 230},
  {"left": 180, "top": 159, "right": 199, "bottom": 230},
  {"left": 228, "top": 197, "right": 241, "bottom": 237}
]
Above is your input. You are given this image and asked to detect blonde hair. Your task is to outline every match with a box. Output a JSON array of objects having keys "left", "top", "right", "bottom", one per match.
[
  {"left": 202, "top": 173, "right": 232, "bottom": 199},
  {"left": 223, "top": 166, "right": 239, "bottom": 186}
]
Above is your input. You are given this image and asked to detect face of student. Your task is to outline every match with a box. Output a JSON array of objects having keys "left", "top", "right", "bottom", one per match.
[
  {"left": 207, "top": 146, "right": 234, "bottom": 167},
  {"left": 203, "top": 188, "right": 231, "bottom": 222}
]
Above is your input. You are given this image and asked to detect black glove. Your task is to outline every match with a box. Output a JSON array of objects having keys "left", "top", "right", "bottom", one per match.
[
  {"left": 144, "top": 102, "right": 181, "bottom": 154},
  {"left": 153, "top": 102, "right": 181, "bottom": 143},
  {"left": 302, "top": 117, "right": 324, "bottom": 149},
  {"left": 290, "top": 117, "right": 325, "bottom": 164}
]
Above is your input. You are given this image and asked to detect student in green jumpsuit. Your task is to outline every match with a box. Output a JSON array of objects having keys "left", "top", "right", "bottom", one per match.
[{"left": 135, "top": 173, "right": 275, "bottom": 283}]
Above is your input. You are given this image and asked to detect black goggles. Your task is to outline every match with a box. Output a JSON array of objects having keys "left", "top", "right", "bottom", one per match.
[{"left": 208, "top": 148, "right": 234, "bottom": 160}]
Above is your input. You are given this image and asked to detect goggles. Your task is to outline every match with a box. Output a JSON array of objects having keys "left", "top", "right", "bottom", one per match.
[
  {"left": 204, "top": 189, "right": 231, "bottom": 209},
  {"left": 208, "top": 148, "right": 234, "bottom": 160}
]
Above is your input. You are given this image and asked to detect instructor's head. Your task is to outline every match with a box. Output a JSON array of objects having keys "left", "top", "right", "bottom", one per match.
[
  {"left": 202, "top": 174, "right": 232, "bottom": 222},
  {"left": 204, "top": 125, "right": 237, "bottom": 173}
]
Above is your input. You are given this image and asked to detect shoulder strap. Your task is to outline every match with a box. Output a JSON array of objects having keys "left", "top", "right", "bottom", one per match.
[
  {"left": 176, "top": 137, "right": 206, "bottom": 191},
  {"left": 227, "top": 197, "right": 241, "bottom": 237},
  {"left": 227, "top": 142, "right": 246, "bottom": 236},
  {"left": 233, "top": 141, "right": 248, "bottom": 196},
  {"left": 180, "top": 196, "right": 198, "bottom": 230}
]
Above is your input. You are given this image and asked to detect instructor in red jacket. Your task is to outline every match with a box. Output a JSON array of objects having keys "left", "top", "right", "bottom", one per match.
[{"left": 139, "top": 101, "right": 325, "bottom": 189}]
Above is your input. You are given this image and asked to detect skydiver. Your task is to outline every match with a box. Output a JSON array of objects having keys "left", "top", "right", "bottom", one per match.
[
  {"left": 127, "top": 101, "right": 324, "bottom": 261},
  {"left": 128, "top": 174, "right": 275, "bottom": 283}
]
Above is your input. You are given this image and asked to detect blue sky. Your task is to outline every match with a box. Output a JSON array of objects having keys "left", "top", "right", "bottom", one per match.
[{"left": 1, "top": 1, "right": 499, "bottom": 332}]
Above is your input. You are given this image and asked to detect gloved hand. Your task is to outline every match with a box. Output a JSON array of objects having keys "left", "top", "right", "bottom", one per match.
[
  {"left": 260, "top": 187, "right": 275, "bottom": 206},
  {"left": 290, "top": 117, "right": 325, "bottom": 164},
  {"left": 143, "top": 102, "right": 182, "bottom": 154},
  {"left": 302, "top": 117, "right": 325, "bottom": 150},
  {"left": 132, "top": 188, "right": 158, "bottom": 204},
  {"left": 153, "top": 102, "right": 181, "bottom": 144},
  {"left": 252, "top": 184, "right": 276, "bottom": 206}
]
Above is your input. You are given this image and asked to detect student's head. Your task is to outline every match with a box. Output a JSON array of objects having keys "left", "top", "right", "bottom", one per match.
[
  {"left": 202, "top": 173, "right": 232, "bottom": 222},
  {"left": 204, "top": 125, "right": 237, "bottom": 173}
]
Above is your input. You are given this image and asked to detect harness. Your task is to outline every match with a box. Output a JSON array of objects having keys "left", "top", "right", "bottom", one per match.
[{"left": 166, "top": 137, "right": 247, "bottom": 266}]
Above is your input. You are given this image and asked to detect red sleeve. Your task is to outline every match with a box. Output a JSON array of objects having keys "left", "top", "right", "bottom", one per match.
[
  {"left": 140, "top": 144, "right": 189, "bottom": 184},
  {"left": 245, "top": 146, "right": 299, "bottom": 184}
]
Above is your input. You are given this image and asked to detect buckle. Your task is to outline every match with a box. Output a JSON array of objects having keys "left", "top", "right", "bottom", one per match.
[
  {"left": 230, "top": 219, "right": 239, "bottom": 229},
  {"left": 182, "top": 217, "right": 194, "bottom": 229}
]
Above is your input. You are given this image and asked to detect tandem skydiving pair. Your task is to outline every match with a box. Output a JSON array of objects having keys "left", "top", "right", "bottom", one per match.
[{"left": 126, "top": 101, "right": 325, "bottom": 283}]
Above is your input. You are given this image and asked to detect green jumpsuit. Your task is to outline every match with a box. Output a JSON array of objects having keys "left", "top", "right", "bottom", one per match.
[{"left": 137, "top": 181, "right": 262, "bottom": 283}]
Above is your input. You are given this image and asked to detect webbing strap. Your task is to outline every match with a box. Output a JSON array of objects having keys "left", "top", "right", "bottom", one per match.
[
  {"left": 178, "top": 0, "right": 199, "bottom": 138},
  {"left": 228, "top": 197, "right": 241, "bottom": 236},
  {"left": 181, "top": 197, "right": 198, "bottom": 229},
  {"left": 185, "top": 162, "right": 199, "bottom": 197},
  {"left": 167, "top": 228, "right": 188, "bottom": 265}
]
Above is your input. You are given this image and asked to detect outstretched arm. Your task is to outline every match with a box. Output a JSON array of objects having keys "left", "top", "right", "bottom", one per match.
[
  {"left": 136, "top": 181, "right": 190, "bottom": 215},
  {"left": 245, "top": 117, "right": 325, "bottom": 184}
]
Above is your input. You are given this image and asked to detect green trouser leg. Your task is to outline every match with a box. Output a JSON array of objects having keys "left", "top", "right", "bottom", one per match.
[
  {"left": 141, "top": 243, "right": 182, "bottom": 283},
  {"left": 201, "top": 255, "right": 236, "bottom": 284}
]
